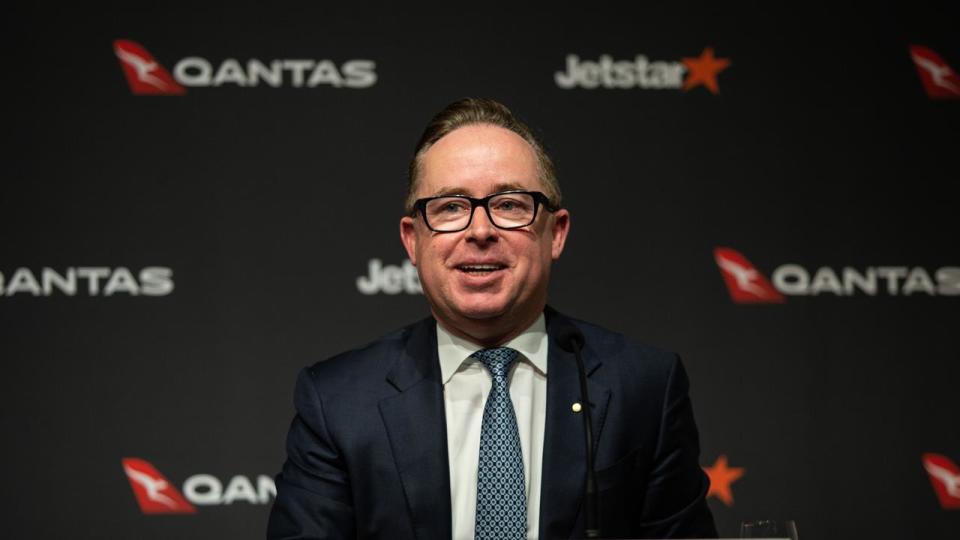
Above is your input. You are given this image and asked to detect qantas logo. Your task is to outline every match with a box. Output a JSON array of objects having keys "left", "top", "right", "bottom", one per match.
[
  {"left": 714, "top": 248, "right": 784, "bottom": 303},
  {"left": 121, "top": 457, "right": 276, "bottom": 514},
  {"left": 113, "top": 39, "right": 377, "bottom": 95},
  {"left": 0, "top": 267, "right": 173, "bottom": 297},
  {"left": 122, "top": 458, "right": 196, "bottom": 514},
  {"left": 555, "top": 47, "right": 731, "bottom": 94},
  {"left": 922, "top": 453, "right": 960, "bottom": 509},
  {"left": 713, "top": 247, "right": 960, "bottom": 302},
  {"left": 114, "top": 40, "right": 186, "bottom": 95},
  {"left": 909, "top": 45, "right": 960, "bottom": 99}
]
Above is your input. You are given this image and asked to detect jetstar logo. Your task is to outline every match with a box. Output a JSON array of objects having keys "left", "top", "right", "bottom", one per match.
[
  {"left": 922, "top": 453, "right": 960, "bottom": 510},
  {"left": 356, "top": 258, "right": 422, "bottom": 295},
  {"left": 713, "top": 247, "right": 960, "bottom": 303},
  {"left": 555, "top": 47, "right": 731, "bottom": 94},
  {"left": 702, "top": 454, "right": 744, "bottom": 507},
  {"left": 113, "top": 39, "right": 377, "bottom": 95},
  {"left": 909, "top": 45, "right": 960, "bottom": 99},
  {"left": 122, "top": 457, "right": 276, "bottom": 514}
]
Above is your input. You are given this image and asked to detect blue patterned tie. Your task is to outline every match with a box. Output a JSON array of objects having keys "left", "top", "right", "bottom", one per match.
[{"left": 473, "top": 347, "right": 527, "bottom": 540}]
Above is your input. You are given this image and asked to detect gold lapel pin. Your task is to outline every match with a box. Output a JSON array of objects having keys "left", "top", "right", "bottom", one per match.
[{"left": 571, "top": 402, "right": 582, "bottom": 413}]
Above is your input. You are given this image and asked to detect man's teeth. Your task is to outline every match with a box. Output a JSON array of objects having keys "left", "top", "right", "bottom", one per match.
[{"left": 459, "top": 264, "right": 503, "bottom": 273}]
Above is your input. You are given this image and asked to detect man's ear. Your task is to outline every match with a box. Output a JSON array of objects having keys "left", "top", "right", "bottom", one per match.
[
  {"left": 550, "top": 209, "right": 570, "bottom": 260},
  {"left": 399, "top": 216, "right": 418, "bottom": 265}
]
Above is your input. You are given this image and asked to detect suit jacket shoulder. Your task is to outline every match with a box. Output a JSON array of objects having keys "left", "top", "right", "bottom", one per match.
[
  {"left": 268, "top": 315, "right": 450, "bottom": 540},
  {"left": 303, "top": 317, "right": 429, "bottom": 390}
]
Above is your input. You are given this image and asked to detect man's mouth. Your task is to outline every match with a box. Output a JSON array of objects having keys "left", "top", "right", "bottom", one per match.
[{"left": 456, "top": 264, "right": 506, "bottom": 275}]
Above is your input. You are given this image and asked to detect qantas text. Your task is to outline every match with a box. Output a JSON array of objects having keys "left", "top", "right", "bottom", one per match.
[
  {"left": 0, "top": 267, "right": 173, "bottom": 297},
  {"left": 771, "top": 265, "right": 960, "bottom": 296}
]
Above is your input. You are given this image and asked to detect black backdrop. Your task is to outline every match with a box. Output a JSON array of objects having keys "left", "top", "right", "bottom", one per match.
[{"left": 2, "top": 4, "right": 958, "bottom": 539}]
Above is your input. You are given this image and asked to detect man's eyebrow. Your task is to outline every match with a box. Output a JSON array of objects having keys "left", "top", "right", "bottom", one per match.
[
  {"left": 429, "top": 182, "right": 529, "bottom": 198},
  {"left": 491, "top": 182, "right": 527, "bottom": 193},
  {"left": 430, "top": 186, "right": 469, "bottom": 197}
]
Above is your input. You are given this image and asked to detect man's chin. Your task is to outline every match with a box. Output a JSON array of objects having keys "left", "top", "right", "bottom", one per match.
[
  {"left": 457, "top": 305, "right": 508, "bottom": 322},
  {"left": 449, "top": 298, "right": 511, "bottom": 322}
]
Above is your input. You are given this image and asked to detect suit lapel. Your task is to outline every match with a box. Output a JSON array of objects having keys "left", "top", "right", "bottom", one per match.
[
  {"left": 539, "top": 309, "right": 611, "bottom": 539},
  {"left": 378, "top": 319, "right": 452, "bottom": 539}
]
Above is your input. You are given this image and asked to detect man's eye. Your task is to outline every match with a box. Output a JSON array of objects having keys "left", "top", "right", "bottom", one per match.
[
  {"left": 493, "top": 199, "right": 529, "bottom": 212},
  {"left": 440, "top": 201, "right": 468, "bottom": 213}
]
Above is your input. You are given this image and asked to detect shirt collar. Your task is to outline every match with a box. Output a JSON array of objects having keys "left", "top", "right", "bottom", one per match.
[{"left": 436, "top": 313, "right": 548, "bottom": 384}]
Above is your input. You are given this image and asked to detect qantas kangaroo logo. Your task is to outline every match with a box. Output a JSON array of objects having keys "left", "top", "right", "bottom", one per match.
[
  {"left": 122, "top": 458, "right": 196, "bottom": 514},
  {"left": 909, "top": 45, "right": 960, "bottom": 99},
  {"left": 922, "top": 453, "right": 960, "bottom": 509},
  {"left": 113, "top": 40, "right": 186, "bottom": 95},
  {"left": 713, "top": 247, "right": 785, "bottom": 303},
  {"left": 713, "top": 247, "right": 959, "bottom": 302},
  {"left": 122, "top": 457, "right": 276, "bottom": 514},
  {"left": 113, "top": 39, "right": 377, "bottom": 94}
]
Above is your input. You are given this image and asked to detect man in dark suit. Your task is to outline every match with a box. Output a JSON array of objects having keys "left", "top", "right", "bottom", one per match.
[{"left": 268, "top": 98, "right": 717, "bottom": 539}]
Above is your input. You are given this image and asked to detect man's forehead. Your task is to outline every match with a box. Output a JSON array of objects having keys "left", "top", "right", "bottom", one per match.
[{"left": 418, "top": 124, "right": 541, "bottom": 197}]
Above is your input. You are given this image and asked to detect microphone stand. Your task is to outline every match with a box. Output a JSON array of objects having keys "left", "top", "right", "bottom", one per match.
[{"left": 570, "top": 337, "right": 600, "bottom": 538}]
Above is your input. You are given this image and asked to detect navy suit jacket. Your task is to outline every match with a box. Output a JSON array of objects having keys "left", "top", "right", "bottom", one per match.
[{"left": 268, "top": 307, "right": 717, "bottom": 539}]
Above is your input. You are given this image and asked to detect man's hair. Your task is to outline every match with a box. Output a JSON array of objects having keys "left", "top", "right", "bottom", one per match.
[{"left": 405, "top": 98, "right": 561, "bottom": 214}]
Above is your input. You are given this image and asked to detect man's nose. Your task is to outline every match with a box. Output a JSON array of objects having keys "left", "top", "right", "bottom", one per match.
[{"left": 465, "top": 205, "right": 499, "bottom": 242}]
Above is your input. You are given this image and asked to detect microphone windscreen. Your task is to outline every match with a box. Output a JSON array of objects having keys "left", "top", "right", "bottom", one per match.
[{"left": 554, "top": 319, "right": 585, "bottom": 352}]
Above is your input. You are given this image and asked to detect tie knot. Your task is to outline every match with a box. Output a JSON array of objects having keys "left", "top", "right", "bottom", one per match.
[{"left": 472, "top": 347, "right": 520, "bottom": 378}]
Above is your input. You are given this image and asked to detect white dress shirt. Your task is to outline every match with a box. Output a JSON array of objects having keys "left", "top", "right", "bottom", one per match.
[{"left": 437, "top": 314, "right": 548, "bottom": 540}]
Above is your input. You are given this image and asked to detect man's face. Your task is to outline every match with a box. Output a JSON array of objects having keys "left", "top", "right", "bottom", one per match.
[{"left": 400, "top": 124, "right": 570, "bottom": 341}]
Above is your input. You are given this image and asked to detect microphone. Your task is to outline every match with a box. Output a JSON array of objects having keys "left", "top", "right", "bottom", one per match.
[{"left": 556, "top": 321, "right": 600, "bottom": 538}]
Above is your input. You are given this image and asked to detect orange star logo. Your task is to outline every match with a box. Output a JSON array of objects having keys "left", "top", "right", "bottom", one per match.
[
  {"left": 703, "top": 454, "right": 745, "bottom": 507},
  {"left": 682, "top": 47, "right": 731, "bottom": 94}
]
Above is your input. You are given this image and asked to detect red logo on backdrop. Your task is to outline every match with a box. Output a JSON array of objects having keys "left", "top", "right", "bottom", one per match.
[
  {"left": 121, "top": 458, "right": 196, "bottom": 514},
  {"left": 713, "top": 247, "right": 785, "bottom": 304},
  {"left": 703, "top": 454, "right": 745, "bottom": 507},
  {"left": 922, "top": 453, "right": 960, "bottom": 509},
  {"left": 113, "top": 40, "right": 186, "bottom": 96},
  {"left": 682, "top": 47, "right": 732, "bottom": 95},
  {"left": 909, "top": 45, "right": 960, "bottom": 99}
]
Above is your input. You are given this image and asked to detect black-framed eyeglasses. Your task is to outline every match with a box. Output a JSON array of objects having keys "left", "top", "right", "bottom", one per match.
[{"left": 412, "top": 190, "right": 559, "bottom": 233}]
